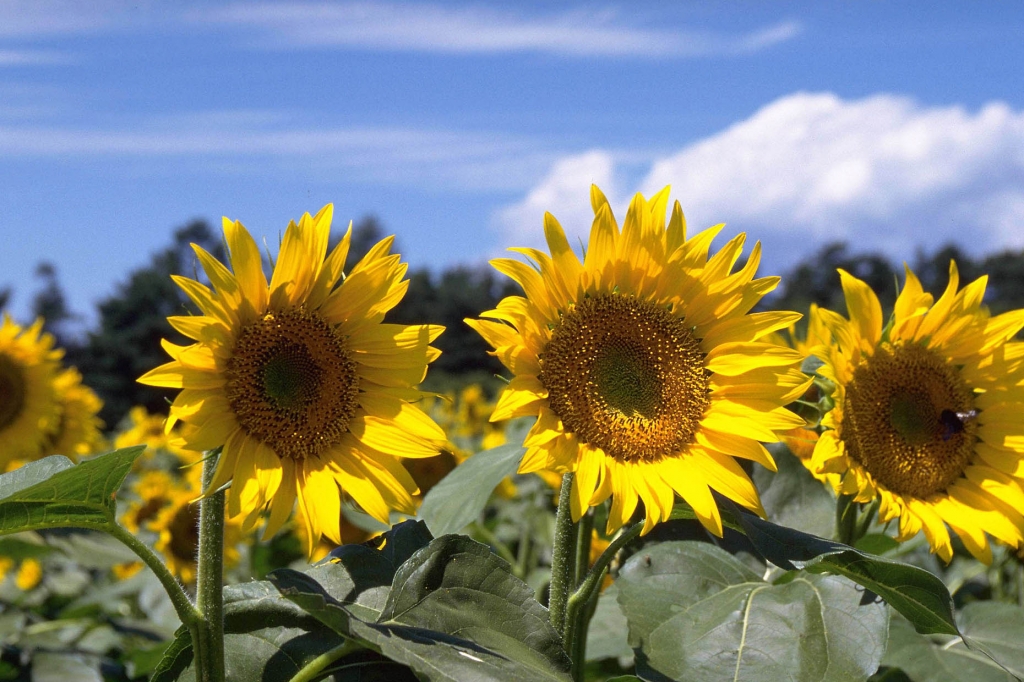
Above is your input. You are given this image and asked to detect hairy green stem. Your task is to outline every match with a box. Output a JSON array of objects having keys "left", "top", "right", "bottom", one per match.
[
  {"left": 288, "top": 639, "right": 362, "bottom": 682},
  {"left": 573, "top": 509, "right": 594, "bottom": 589},
  {"left": 195, "top": 449, "right": 226, "bottom": 682},
  {"left": 563, "top": 519, "right": 644, "bottom": 682},
  {"left": 106, "top": 523, "right": 199, "bottom": 630},
  {"left": 548, "top": 472, "right": 577, "bottom": 636}
]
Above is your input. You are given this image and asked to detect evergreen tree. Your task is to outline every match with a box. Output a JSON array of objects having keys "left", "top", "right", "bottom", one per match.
[{"left": 72, "top": 220, "right": 224, "bottom": 429}]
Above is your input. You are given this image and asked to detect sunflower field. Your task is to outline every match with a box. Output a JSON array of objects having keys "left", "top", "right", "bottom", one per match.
[{"left": 4, "top": 190, "right": 1024, "bottom": 682}]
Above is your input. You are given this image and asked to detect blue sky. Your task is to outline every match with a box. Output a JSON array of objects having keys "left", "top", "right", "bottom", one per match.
[{"left": 2, "top": 1, "right": 1024, "bottom": 327}]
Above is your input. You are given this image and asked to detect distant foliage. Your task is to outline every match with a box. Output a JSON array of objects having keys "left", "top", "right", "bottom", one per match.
[
  {"left": 766, "top": 241, "right": 1024, "bottom": 320},
  {"left": 67, "top": 221, "right": 225, "bottom": 428}
]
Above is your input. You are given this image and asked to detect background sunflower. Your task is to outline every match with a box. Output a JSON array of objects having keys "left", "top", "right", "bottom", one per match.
[{"left": 809, "top": 263, "right": 1024, "bottom": 563}]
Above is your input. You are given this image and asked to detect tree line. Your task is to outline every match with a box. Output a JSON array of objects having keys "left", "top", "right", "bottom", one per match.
[{"left": 6, "top": 217, "right": 1024, "bottom": 431}]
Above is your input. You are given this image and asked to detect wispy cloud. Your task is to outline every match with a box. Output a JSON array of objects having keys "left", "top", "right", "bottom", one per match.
[
  {"left": 196, "top": 2, "right": 801, "bottom": 57},
  {"left": 495, "top": 92, "right": 1024, "bottom": 267},
  {"left": 0, "top": 0, "right": 134, "bottom": 37},
  {"left": 0, "top": 49, "right": 66, "bottom": 65},
  {"left": 0, "top": 114, "right": 558, "bottom": 191}
]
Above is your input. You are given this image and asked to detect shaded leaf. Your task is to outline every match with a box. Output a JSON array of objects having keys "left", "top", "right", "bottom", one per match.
[
  {"left": 755, "top": 445, "right": 835, "bottom": 538},
  {"left": 418, "top": 442, "right": 525, "bottom": 536},
  {"left": 724, "top": 500, "right": 958, "bottom": 636},
  {"left": 0, "top": 447, "right": 145, "bottom": 535},
  {"left": 585, "top": 584, "right": 633, "bottom": 663},
  {"left": 31, "top": 653, "right": 102, "bottom": 682},
  {"left": 855, "top": 534, "right": 900, "bottom": 555},
  {"left": 616, "top": 541, "right": 888, "bottom": 682},
  {"left": 272, "top": 534, "right": 572, "bottom": 681},
  {"left": 882, "top": 615, "right": 1017, "bottom": 682}
]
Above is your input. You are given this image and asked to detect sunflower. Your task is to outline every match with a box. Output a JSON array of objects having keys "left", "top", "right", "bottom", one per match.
[
  {"left": 810, "top": 263, "right": 1024, "bottom": 563},
  {"left": 148, "top": 464, "right": 243, "bottom": 583},
  {"left": 0, "top": 557, "right": 43, "bottom": 591},
  {"left": 138, "top": 205, "right": 446, "bottom": 555},
  {"left": 771, "top": 304, "right": 835, "bottom": 483},
  {"left": 121, "top": 470, "right": 176, "bottom": 534},
  {"left": 0, "top": 315, "right": 62, "bottom": 469},
  {"left": 40, "top": 368, "right": 105, "bottom": 459},
  {"left": 468, "top": 186, "right": 808, "bottom": 536},
  {"left": 114, "top": 406, "right": 191, "bottom": 461}
]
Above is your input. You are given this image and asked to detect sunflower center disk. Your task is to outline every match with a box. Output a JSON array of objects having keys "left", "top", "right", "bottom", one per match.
[
  {"left": 169, "top": 503, "right": 200, "bottom": 564},
  {"left": 0, "top": 354, "right": 27, "bottom": 430},
  {"left": 540, "top": 294, "right": 709, "bottom": 463},
  {"left": 843, "top": 342, "right": 976, "bottom": 498},
  {"left": 226, "top": 308, "right": 360, "bottom": 461}
]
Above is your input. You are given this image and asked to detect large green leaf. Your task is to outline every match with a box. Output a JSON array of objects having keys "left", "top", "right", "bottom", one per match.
[
  {"left": 152, "top": 522, "right": 433, "bottom": 682},
  {"left": 0, "top": 447, "right": 145, "bottom": 534},
  {"left": 616, "top": 541, "right": 888, "bottom": 682},
  {"left": 585, "top": 584, "right": 633, "bottom": 664},
  {"left": 271, "top": 534, "right": 572, "bottom": 681},
  {"left": 418, "top": 442, "right": 525, "bottom": 536},
  {"left": 755, "top": 444, "right": 836, "bottom": 538},
  {"left": 882, "top": 602, "right": 1024, "bottom": 681},
  {"left": 724, "top": 503, "right": 958, "bottom": 636}
]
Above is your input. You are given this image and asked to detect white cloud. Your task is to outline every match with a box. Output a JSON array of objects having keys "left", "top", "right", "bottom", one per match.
[
  {"left": 495, "top": 92, "right": 1024, "bottom": 268},
  {"left": 494, "top": 151, "right": 618, "bottom": 245},
  {"left": 197, "top": 2, "right": 800, "bottom": 57}
]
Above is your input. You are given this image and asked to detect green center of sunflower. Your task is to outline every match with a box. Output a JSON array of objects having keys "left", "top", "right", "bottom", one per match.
[
  {"left": 262, "top": 344, "right": 320, "bottom": 411},
  {"left": 842, "top": 342, "right": 976, "bottom": 498},
  {"left": 539, "top": 293, "right": 710, "bottom": 463},
  {"left": 0, "top": 354, "right": 27, "bottom": 431},
  {"left": 226, "top": 308, "right": 360, "bottom": 461}
]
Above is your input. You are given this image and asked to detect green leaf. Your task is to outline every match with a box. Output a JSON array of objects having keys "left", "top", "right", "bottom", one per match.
[
  {"left": 616, "top": 541, "right": 889, "bottom": 682},
  {"left": 152, "top": 522, "right": 433, "bottom": 682},
  {"left": 883, "top": 601, "right": 1024, "bottom": 680},
  {"left": 724, "top": 500, "right": 958, "bottom": 636},
  {"left": 152, "top": 577, "right": 361, "bottom": 682},
  {"left": 585, "top": 584, "right": 633, "bottom": 663},
  {"left": 755, "top": 444, "right": 836, "bottom": 538},
  {"left": 855, "top": 534, "right": 900, "bottom": 555},
  {"left": 418, "top": 442, "right": 525, "bottom": 536},
  {"left": 272, "top": 534, "right": 572, "bottom": 681},
  {"left": 0, "top": 447, "right": 145, "bottom": 535},
  {"left": 31, "top": 653, "right": 102, "bottom": 682},
  {"left": 0, "top": 533, "right": 52, "bottom": 560}
]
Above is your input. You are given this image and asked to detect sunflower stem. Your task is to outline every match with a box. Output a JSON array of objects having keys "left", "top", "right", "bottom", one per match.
[
  {"left": 549, "top": 472, "right": 577, "bottom": 638},
  {"left": 106, "top": 522, "right": 200, "bottom": 632},
  {"left": 287, "top": 638, "right": 362, "bottom": 682},
  {"left": 563, "top": 519, "right": 644, "bottom": 682},
  {"left": 854, "top": 498, "right": 880, "bottom": 543},
  {"left": 195, "top": 449, "right": 226, "bottom": 682},
  {"left": 835, "top": 494, "right": 858, "bottom": 545},
  {"left": 573, "top": 508, "right": 594, "bottom": 589}
]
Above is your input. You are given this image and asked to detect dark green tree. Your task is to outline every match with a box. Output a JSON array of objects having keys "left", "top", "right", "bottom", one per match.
[
  {"left": 70, "top": 220, "right": 225, "bottom": 429},
  {"left": 344, "top": 215, "right": 385, "bottom": 270},
  {"left": 389, "top": 266, "right": 519, "bottom": 390},
  {"left": 764, "top": 242, "right": 898, "bottom": 317},
  {"left": 31, "top": 262, "right": 76, "bottom": 347}
]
